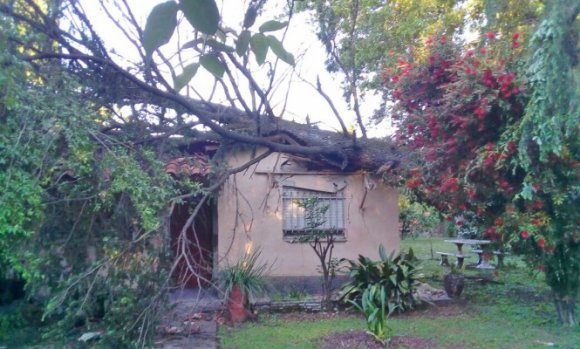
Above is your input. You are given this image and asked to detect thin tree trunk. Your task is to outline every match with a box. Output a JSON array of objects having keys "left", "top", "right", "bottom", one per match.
[{"left": 554, "top": 295, "right": 577, "bottom": 326}]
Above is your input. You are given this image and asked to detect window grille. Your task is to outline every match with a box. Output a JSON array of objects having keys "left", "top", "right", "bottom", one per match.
[{"left": 282, "top": 187, "right": 345, "bottom": 236}]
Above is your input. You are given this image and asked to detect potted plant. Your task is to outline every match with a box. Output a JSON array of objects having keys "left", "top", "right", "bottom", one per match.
[
  {"left": 443, "top": 264, "right": 465, "bottom": 298},
  {"left": 219, "top": 248, "right": 268, "bottom": 323}
]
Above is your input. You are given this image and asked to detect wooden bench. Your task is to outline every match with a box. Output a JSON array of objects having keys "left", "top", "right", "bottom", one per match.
[{"left": 436, "top": 252, "right": 468, "bottom": 268}]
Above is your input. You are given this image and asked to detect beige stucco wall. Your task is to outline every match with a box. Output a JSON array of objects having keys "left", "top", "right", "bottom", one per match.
[{"left": 216, "top": 150, "right": 400, "bottom": 277}]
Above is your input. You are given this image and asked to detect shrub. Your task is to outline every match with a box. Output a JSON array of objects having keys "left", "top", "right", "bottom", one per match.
[
  {"left": 219, "top": 249, "right": 268, "bottom": 304},
  {"left": 340, "top": 245, "right": 422, "bottom": 314},
  {"left": 349, "top": 284, "right": 394, "bottom": 344}
]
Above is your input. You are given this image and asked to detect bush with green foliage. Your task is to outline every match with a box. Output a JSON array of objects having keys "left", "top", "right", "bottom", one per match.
[
  {"left": 0, "top": 12, "right": 186, "bottom": 347},
  {"left": 340, "top": 245, "right": 422, "bottom": 314},
  {"left": 399, "top": 194, "right": 442, "bottom": 239}
]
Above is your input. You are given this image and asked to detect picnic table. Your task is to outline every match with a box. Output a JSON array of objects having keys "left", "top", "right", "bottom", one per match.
[{"left": 444, "top": 239, "right": 495, "bottom": 269}]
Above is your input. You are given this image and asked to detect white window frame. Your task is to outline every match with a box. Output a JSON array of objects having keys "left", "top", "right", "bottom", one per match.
[{"left": 281, "top": 187, "right": 345, "bottom": 238}]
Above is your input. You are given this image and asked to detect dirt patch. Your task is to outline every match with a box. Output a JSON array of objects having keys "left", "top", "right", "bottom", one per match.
[{"left": 321, "top": 330, "right": 437, "bottom": 349}]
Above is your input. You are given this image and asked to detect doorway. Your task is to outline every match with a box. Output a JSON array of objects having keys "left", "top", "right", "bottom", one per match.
[{"left": 170, "top": 201, "right": 215, "bottom": 288}]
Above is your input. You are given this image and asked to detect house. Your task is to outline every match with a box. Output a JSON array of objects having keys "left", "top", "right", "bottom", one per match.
[{"left": 166, "top": 111, "right": 402, "bottom": 289}]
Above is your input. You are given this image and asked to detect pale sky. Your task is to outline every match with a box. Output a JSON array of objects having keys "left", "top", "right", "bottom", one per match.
[{"left": 79, "top": 0, "right": 390, "bottom": 137}]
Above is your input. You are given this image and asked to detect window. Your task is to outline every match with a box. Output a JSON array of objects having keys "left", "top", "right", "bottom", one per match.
[{"left": 282, "top": 187, "right": 345, "bottom": 237}]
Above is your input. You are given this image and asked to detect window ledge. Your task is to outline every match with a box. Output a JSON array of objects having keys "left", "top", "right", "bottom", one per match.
[{"left": 283, "top": 236, "right": 347, "bottom": 244}]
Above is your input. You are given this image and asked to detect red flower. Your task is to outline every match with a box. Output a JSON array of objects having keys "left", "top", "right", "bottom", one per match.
[
  {"left": 486, "top": 142, "right": 494, "bottom": 151},
  {"left": 486, "top": 31, "right": 495, "bottom": 39},
  {"left": 537, "top": 238, "right": 546, "bottom": 249},
  {"left": 391, "top": 75, "right": 399, "bottom": 83},
  {"left": 507, "top": 141, "right": 517, "bottom": 153},
  {"left": 483, "top": 155, "right": 494, "bottom": 166},
  {"left": 405, "top": 179, "right": 421, "bottom": 189},
  {"left": 479, "top": 47, "right": 487, "bottom": 54},
  {"left": 520, "top": 231, "right": 529, "bottom": 239},
  {"left": 475, "top": 106, "right": 486, "bottom": 119},
  {"left": 512, "top": 32, "right": 520, "bottom": 40},
  {"left": 512, "top": 41, "right": 520, "bottom": 49},
  {"left": 494, "top": 217, "right": 504, "bottom": 226},
  {"left": 440, "top": 35, "right": 447, "bottom": 44}
]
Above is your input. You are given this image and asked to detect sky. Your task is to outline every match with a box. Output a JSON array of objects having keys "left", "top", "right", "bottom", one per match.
[{"left": 79, "top": 0, "right": 390, "bottom": 137}]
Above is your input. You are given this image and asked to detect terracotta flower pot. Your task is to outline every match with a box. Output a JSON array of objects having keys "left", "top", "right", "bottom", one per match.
[
  {"left": 443, "top": 273, "right": 464, "bottom": 298},
  {"left": 228, "top": 285, "right": 248, "bottom": 323}
]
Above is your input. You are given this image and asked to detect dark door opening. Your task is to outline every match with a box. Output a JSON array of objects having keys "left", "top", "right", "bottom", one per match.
[{"left": 170, "top": 201, "right": 214, "bottom": 288}]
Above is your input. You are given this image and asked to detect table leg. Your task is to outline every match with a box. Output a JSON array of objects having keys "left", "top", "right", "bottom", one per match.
[
  {"left": 476, "top": 251, "right": 494, "bottom": 269},
  {"left": 456, "top": 256, "right": 465, "bottom": 269}
]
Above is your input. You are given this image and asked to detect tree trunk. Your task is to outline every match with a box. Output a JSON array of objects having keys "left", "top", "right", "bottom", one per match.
[{"left": 554, "top": 295, "right": 577, "bottom": 326}]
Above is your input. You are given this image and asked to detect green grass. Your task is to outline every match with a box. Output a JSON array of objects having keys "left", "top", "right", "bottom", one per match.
[
  {"left": 219, "top": 237, "right": 580, "bottom": 349},
  {"left": 220, "top": 315, "right": 366, "bottom": 349}
]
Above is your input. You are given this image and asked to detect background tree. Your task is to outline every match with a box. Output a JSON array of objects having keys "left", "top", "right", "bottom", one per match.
[
  {"left": 387, "top": 0, "right": 578, "bottom": 326},
  {"left": 301, "top": 0, "right": 542, "bottom": 127}
]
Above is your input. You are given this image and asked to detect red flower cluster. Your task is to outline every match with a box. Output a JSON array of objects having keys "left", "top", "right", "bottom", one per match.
[
  {"left": 520, "top": 230, "right": 529, "bottom": 239},
  {"left": 512, "top": 32, "right": 520, "bottom": 49},
  {"left": 498, "top": 72, "right": 516, "bottom": 98},
  {"left": 440, "top": 177, "right": 459, "bottom": 193},
  {"left": 405, "top": 167, "right": 422, "bottom": 189},
  {"left": 484, "top": 227, "right": 501, "bottom": 240},
  {"left": 537, "top": 238, "right": 546, "bottom": 249}
]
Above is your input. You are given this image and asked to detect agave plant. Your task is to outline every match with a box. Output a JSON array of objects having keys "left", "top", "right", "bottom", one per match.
[{"left": 219, "top": 249, "right": 269, "bottom": 304}]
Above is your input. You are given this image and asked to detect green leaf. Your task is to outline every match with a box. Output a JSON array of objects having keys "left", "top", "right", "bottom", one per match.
[
  {"left": 179, "top": 0, "right": 220, "bottom": 35},
  {"left": 200, "top": 54, "right": 225, "bottom": 78},
  {"left": 243, "top": 6, "right": 257, "bottom": 28},
  {"left": 236, "top": 30, "right": 251, "bottom": 57},
  {"left": 143, "top": 1, "right": 178, "bottom": 56},
  {"left": 250, "top": 33, "right": 269, "bottom": 65},
  {"left": 378, "top": 244, "right": 387, "bottom": 261},
  {"left": 266, "top": 35, "right": 295, "bottom": 66},
  {"left": 174, "top": 63, "right": 199, "bottom": 91},
  {"left": 258, "top": 20, "right": 287, "bottom": 33}
]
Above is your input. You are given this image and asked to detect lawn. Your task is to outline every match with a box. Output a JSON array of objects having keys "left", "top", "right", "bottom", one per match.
[{"left": 219, "top": 237, "right": 580, "bottom": 349}]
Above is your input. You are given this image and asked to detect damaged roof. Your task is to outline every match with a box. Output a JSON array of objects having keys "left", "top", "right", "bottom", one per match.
[{"left": 170, "top": 101, "right": 402, "bottom": 174}]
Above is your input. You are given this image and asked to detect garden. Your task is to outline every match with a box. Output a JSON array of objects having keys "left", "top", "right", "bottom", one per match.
[
  {"left": 0, "top": 1, "right": 578, "bottom": 348},
  {"left": 218, "top": 237, "right": 579, "bottom": 349}
]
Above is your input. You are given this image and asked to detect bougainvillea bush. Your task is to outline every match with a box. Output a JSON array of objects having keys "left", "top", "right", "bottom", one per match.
[
  {"left": 384, "top": 32, "right": 527, "bottom": 243},
  {"left": 384, "top": 4, "right": 578, "bottom": 326}
]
